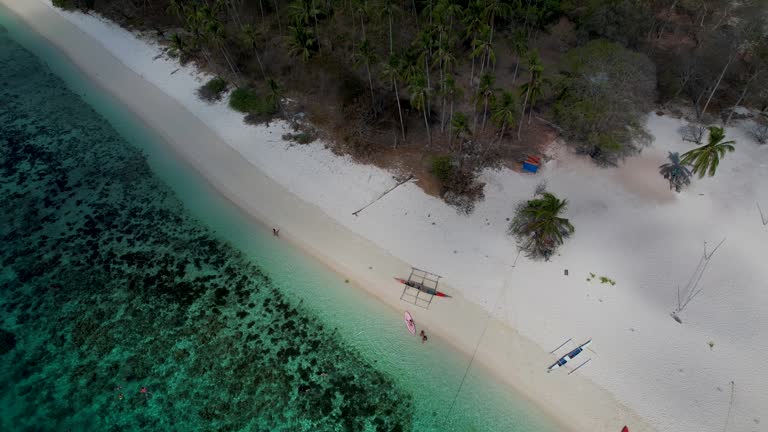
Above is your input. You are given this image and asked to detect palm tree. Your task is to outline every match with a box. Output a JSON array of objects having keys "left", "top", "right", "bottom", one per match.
[
  {"left": 491, "top": 90, "right": 517, "bottom": 142},
  {"left": 450, "top": 111, "right": 470, "bottom": 152},
  {"left": 433, "top": 41, "right": 456, "bottom": 131},
  {"left": 509, "top": 192, "right": 575, "bottom": 260},
  {"left": 482, "top": 0, "right": 512, "bottom": 68},
  {"left": 517, "top": 50, "right": 543, "bottom": 139},
  {"left": 444, "top": 74, "right": 462, "bottom": 148},
  {"left": 477, "top": 73, "right": 496, "bottom": 130},
  {"left": 287, "top": 21, "right": 316, "bottom": 62},
  {"left": 241, "top": 24, "right": 268, "bottom": 80},
  {"left": 167, "top": 0, "right": 185, "bottom": 21},
  {"left": 463, "top": 1, "right": 485, "bottom": 83},
  {"left": 380, "top": 0, "right": 401, "bottom": 55},
  {"left": 511, "top": 29, "right": 528, "bottom": 83},
  {"left": 205, "top": 18, "right": 241, "bottom": 82},
  {"left": 659, "top": 152, "right": 692, "bottom": 192},
  {"left": 381, "top": 54, "right": 406, "bottom": 142},
  {"left": 408, "top": 72, "right": 432, "bottom": 147},
  {"left": 680, "top": 126, "right": 735, "bottom": 178},
  {"left": 267, "top": 78, "right": 287, "bottom": 119},
  {"left": 354, "top": 39, "right": 378, "bottom": 103},
  {"left": 289, "top": 0, "right": 322, "bottom": 51},
  {"left": 471, "top": 27, "right": 495, "bottom": 88},
  {"left": 169, "top": 33, "right": 188, "bottom": 61},
  {"left": 353, "top": 0, "right": 371, "bottom": 39}
]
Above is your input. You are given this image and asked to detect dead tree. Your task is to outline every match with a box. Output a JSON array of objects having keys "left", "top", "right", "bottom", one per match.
[{"left": 671, "top": 238, "right": 726, "bottom": 323}]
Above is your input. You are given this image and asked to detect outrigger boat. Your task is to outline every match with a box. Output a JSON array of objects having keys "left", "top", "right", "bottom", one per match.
[
  {"left": 394, "top": 278, "right": 451, "bottom": 298},
  {"left": 548, "top": 339, "right": 591, "bottom": 372}
]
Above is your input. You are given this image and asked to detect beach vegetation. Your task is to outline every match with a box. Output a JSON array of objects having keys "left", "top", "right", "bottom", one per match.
[
  {"left": 751, "top": 111, "right": 768, "bottom": 145},
  {"left": 197, "top": 77, "right": 228, "bottom": 103},
  {"left": 518, "top": 51, "right": 546, "bottom": 138},
  {"left": 52, "top": 0, "right": 76, "bottom": 10},
  {"left": 229, "top": 87, "right": 277, "bottom": 116},
  {"left": 57, "top": 0, "right": 768, "bottom": 209},
  {"left": 659, "top": 152, "right": 692, "bottom": 193},
  {"left": 509, "top": 189, "right": 574, "bottom": 260},
  {"left": 554, "top": 39, "right": 655, "bottom": 165},
  {"left": 680, "top": 126, "right": 735, "bottom": 178},
  {"left": 430, "top": 155, "right": 485, "bottom": 215}
]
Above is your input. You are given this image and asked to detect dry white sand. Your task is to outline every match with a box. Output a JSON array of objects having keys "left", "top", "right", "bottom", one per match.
[{"left": 5, "top": 1, "right": 767, "bottom": 431}]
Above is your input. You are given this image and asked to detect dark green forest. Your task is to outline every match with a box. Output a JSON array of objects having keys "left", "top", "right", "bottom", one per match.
[{"left": 54, "top": 0, "right": 768, "bottom": 210}]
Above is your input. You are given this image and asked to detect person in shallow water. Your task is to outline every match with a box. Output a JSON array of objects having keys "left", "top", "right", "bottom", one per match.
[
  {"left": 420, "top": 330, "right": 428, "bottom": 343},
  {"left": 272, "top": 228, "right": 279, "bottom": 237}
]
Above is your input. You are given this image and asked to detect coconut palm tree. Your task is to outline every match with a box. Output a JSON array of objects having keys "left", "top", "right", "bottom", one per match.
[
  {"left": 477, "top": 73, "right": 496, "bottom": 130},
  {"left": 482, "top": 0, "right": 512, "bottom": 67},
  {"left": 517, "top": 50, "right": 543, "bottom": 138},
  {"left": 381, "top": 54, "right": 406, "bottom": 142},
  {"left": 408, "top": 72, "right": 432, "bottom": 147},
  {"left": 205, "top": 18, "right": 241, "bottom": 82},
  {"left": 511, "top": 29, "right": 528, "bottom": 84},
  {"left": 169, "top": 33, "right": 188, "bottom": 61},
  {"left": 509, "top": 192, "right": 575, "bottom": 260},
  {"left": 267, "top": 78, "right": 287, "bottom": 119},
  {"left": 680, "top": 126, "right": 735, "bottom": 178},
  {"left": 167, "top": 0, "right": 185, "bottom": 21},
  {"left": 289, "top": 0, "right": 322, "bottom": 50},
  {"left": 380, "top": 0, "right": 401, "bottom": 55},
  {"left": 433, "top": 41, "right": 456, "bottom": 131},
  {"left": 463, "top": 1, "right": 485, "bottom": 82},
  {"left": 241, "top": 24, "right": 268, "bottom": 80},
  {"left": 471, "top": 27, "right": 495, "bottom": 88},
  {"left": 354, "top": 38, "right": 378, "bottom": 103},
  {"left": 450, "top": 111, "right": 470, "bottom": 152},
  {"left": 444, "top": 73, "right": 462, "bottom": 148},
  {"left": 659, "top": 152, "right": 692, "bottom": 192},
  {"left": 491, "top": 90, "right": 517, "bottom": 142},
  {"left": 287, "top": 21, "right": 316, "bottom": 62}
]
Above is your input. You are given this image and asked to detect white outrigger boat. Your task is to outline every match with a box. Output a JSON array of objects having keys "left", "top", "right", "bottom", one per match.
[{"left": 547, "top": 339, "right": 592, "bottom": 373}]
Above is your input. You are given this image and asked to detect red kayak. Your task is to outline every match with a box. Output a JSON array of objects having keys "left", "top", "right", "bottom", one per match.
[
  {"left": 394, "top": 277, "right": 450, "bottom": 297},
  {"left": 621, "top": 427, "right": 629, "bottom": 432}
]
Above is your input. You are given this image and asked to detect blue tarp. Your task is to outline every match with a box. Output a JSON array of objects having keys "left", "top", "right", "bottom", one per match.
[{"left": 522, "top": 162, "right": 539, "bottom": 173}]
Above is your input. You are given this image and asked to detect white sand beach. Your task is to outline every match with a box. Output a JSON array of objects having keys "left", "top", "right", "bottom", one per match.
[{"left": 4, "top": 1, "right": 767, "bottom": 431}]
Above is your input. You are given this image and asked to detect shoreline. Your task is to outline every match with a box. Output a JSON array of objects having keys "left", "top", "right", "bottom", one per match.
[
  {"left": 9, "top": 1, "right": 768, "bottom": 431},
  {"left": 0, "top": 1, "right": 647, "bottom": 430}
]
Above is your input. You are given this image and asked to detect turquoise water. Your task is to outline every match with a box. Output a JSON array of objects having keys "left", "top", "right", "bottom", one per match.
[{"left": 0, "top": 7, "right": 558, "bottom": 432}]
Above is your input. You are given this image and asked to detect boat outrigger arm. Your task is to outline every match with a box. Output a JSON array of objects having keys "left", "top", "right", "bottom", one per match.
[
  {"left": 548, "top": 339, "right": 592, "bottom": 373},
  {"left": 394, "top": 278, "right": 451, "bottom": 298}
]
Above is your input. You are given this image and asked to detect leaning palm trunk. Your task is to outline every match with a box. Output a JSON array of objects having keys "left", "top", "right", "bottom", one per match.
[
  {"left": 366, "top": 62, "right": 375, "bottom": 102},
  {"left": 253, "top": 49, "right": 268, "bottom": 81},
  {"left": 218, "top": 43, "right": 240, "bottom": 83},
  {"left": 701, "top": 54, "right": 734, "bottom": 117},
  {"left": 726, "top": 71, "right": 760, "bottom": 125},
  {"left": 423, "top": 108, "right": 431, "bottom": 148},
  {"left": 482, "top": 94, "right": 489, "bottom": 130},
  {"left": 393, "top": 78, "right": 405, "bottom": 142},
  {"left": 517, "top": 86, "right": 530, "bottom": 139}
]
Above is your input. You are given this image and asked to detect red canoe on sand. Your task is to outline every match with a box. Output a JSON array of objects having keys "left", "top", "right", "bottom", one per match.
[
  {"left": 621, "top": 427, "right": 629, "bottom": 432},
  {"left": 394, "top": 277, "right": 450, "bottom": 297}
]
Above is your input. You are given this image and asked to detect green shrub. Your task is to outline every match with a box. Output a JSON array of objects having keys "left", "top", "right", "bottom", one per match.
[
  {"left": 229, "top": 88, "right": 276, "bottom": 115},
  {"left": 52, "top": 0, "right": 74, "bottom": 8},
  {"left": 430, "top": 156, "right": 454, "bottom": 183},
  {"left": 197, "top": 77, "right": 228, "bottom": 103},
  {"left": 430, "top": 156, "right": 484, "bottom": 214}
]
